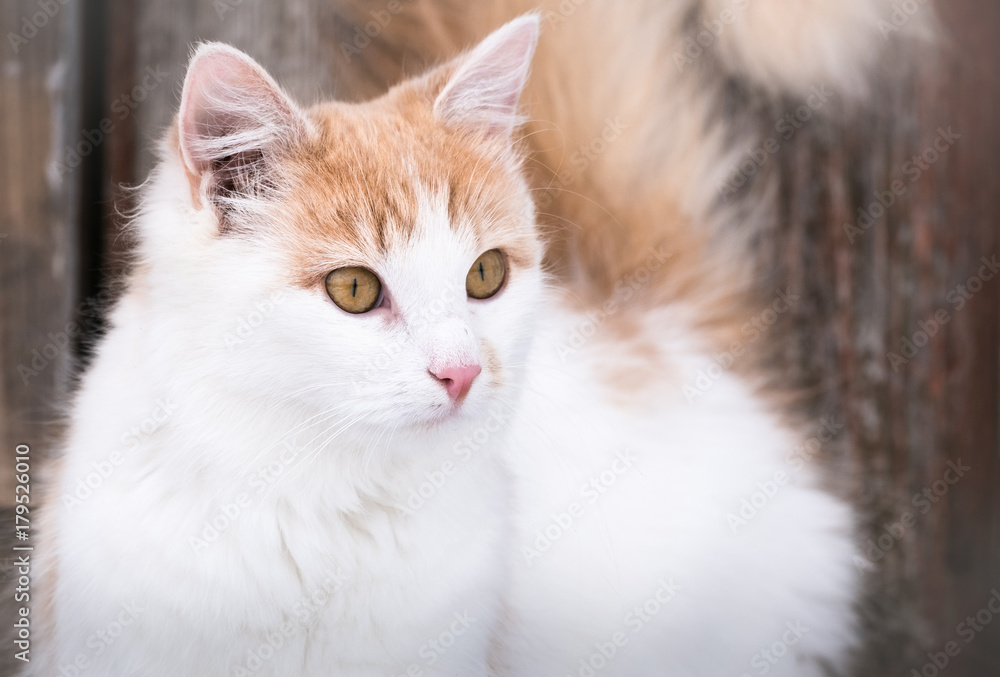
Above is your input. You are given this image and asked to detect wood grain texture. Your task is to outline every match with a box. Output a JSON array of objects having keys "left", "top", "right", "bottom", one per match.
[
  {"left": 761, "top": 2, "right": 1000, "bottom": 673},
  {"left": 0, "top": 0, "right": 84, "bottom": 507},
  {"left": 102, "top": 0, "right": 136, "bottom": 284}
]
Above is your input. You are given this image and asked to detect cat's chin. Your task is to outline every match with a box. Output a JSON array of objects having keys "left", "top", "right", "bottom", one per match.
[
  {"left": 418, "top": 398, "right": 489, "bottom": 429},
  {"left": 423, "top": 404, "right": 472, "bottom": 426}
]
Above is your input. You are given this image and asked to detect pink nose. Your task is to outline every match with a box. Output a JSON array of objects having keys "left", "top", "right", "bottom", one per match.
[{"left": 431, "top": 364, "right": 482, "bottom": 403}]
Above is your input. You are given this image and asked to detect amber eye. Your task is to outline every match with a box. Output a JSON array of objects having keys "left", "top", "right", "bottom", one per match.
[
  {"left": 325, "top": 267, "right": 382, "bottom": 314},
  {"left": 466, "top": 249, "right": 506, "bottom": 300}
]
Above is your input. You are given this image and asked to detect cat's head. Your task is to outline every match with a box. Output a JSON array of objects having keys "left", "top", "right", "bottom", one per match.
[{"left": 137, "top": 16, "right": 543, "bottom": 441}]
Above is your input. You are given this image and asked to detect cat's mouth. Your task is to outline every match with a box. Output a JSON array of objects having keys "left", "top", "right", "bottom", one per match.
[
  {"left": 429, "top": 399, "right": 473, "bottom": 423},
  {"left": 422, "top": 389, "right": 487, "bottom": 427}
]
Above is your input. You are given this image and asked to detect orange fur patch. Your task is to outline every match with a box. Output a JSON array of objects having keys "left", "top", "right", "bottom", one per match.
[
  {"left": 254, "top": 72, "right": 541, "bottom": 292},
  {"left": 480, "top": 337, "right": 503, "bottom": 388}
]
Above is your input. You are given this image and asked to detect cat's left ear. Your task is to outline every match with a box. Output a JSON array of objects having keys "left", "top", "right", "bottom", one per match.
[
  {"left": 433, "top": 14, "right": 539, "bottom": 138},
  {"left": 178, "top": 43, "right": 310, "bottom": 212}
]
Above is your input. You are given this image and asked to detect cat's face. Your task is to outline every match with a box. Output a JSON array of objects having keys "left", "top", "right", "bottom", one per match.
[
  {"left": 155, "top": 17, "right": 542, "bottom": 439},
  {"left": 242, "top": 98, "right": 543, "bottom": 431}
]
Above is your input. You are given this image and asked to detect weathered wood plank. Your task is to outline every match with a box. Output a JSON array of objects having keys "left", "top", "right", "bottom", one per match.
[
  {"left": 102, "top": 0, "right": 137, "bottom": 284},
  {"left": 0, "top": 0, "right": 84, "bottom": 506},
  {"left": 767, "top": 1, "right": 1000, "bottom": 673}
]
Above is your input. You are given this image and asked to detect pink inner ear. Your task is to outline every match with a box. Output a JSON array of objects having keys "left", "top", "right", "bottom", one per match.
[
  {"left": 434, "top": 15, "right": 540, "bottom": 137},
  {"left": 178, "top": 45, "right": 303, "bottom": 177}
]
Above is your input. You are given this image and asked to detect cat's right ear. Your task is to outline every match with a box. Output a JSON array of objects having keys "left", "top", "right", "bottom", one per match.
[
  {"left": 178, "top": 43, "right": 309, "bottom": 215},
  {"left": 432, "top": 14, "right": 539, "bottom": 138}
]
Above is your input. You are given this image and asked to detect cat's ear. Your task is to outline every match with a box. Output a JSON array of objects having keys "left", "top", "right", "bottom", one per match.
[
  {"left": 178, "top": 43, "right": 309, "bottom": 212},
  {"left": 433, "top": 14, "right": 539, "bottom": 137}
]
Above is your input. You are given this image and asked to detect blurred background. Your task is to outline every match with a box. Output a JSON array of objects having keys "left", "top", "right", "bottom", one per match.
[{"left": 1, "top": 0, "right": 998, "bottom": 674}]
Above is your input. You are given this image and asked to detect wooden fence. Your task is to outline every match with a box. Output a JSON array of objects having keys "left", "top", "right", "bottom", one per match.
[{"left": 1, "top": 0, "right": 998, "bottom": 674}]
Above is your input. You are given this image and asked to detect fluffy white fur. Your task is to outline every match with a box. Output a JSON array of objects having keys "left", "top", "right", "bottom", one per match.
[
  {"left": 27, "top": 3, "right": 887, "bottom": 675},
  {"left": 498, "top": 304, "right": 859, "bottom": 675}
]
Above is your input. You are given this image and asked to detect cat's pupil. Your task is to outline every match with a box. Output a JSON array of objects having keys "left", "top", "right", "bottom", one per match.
[
  {"left": 479, "top": 262, "right": 485, "bottom": 281},
  {"left": 351, "top": 278, "right": 358, "bottom": 297}
]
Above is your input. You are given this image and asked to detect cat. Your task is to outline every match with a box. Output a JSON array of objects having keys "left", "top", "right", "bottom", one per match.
[
  {"left": 28, "top": 16, "right": 544, "bottom": 677},
  {"left": 23, "top": 0, "right": 930, "bottom": 675}
]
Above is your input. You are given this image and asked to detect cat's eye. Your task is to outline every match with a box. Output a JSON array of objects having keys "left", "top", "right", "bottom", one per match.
[
  {"left": 466, "top": 249, "right": 506, "bottom": 300},
  {"left": 325, "top": 267, "right": 382, "bottom": 314}
]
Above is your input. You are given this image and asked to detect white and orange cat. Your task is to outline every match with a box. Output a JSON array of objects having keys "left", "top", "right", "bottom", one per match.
[{"left": 28, "top": 1, "right": 926, "bottom": 675}]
